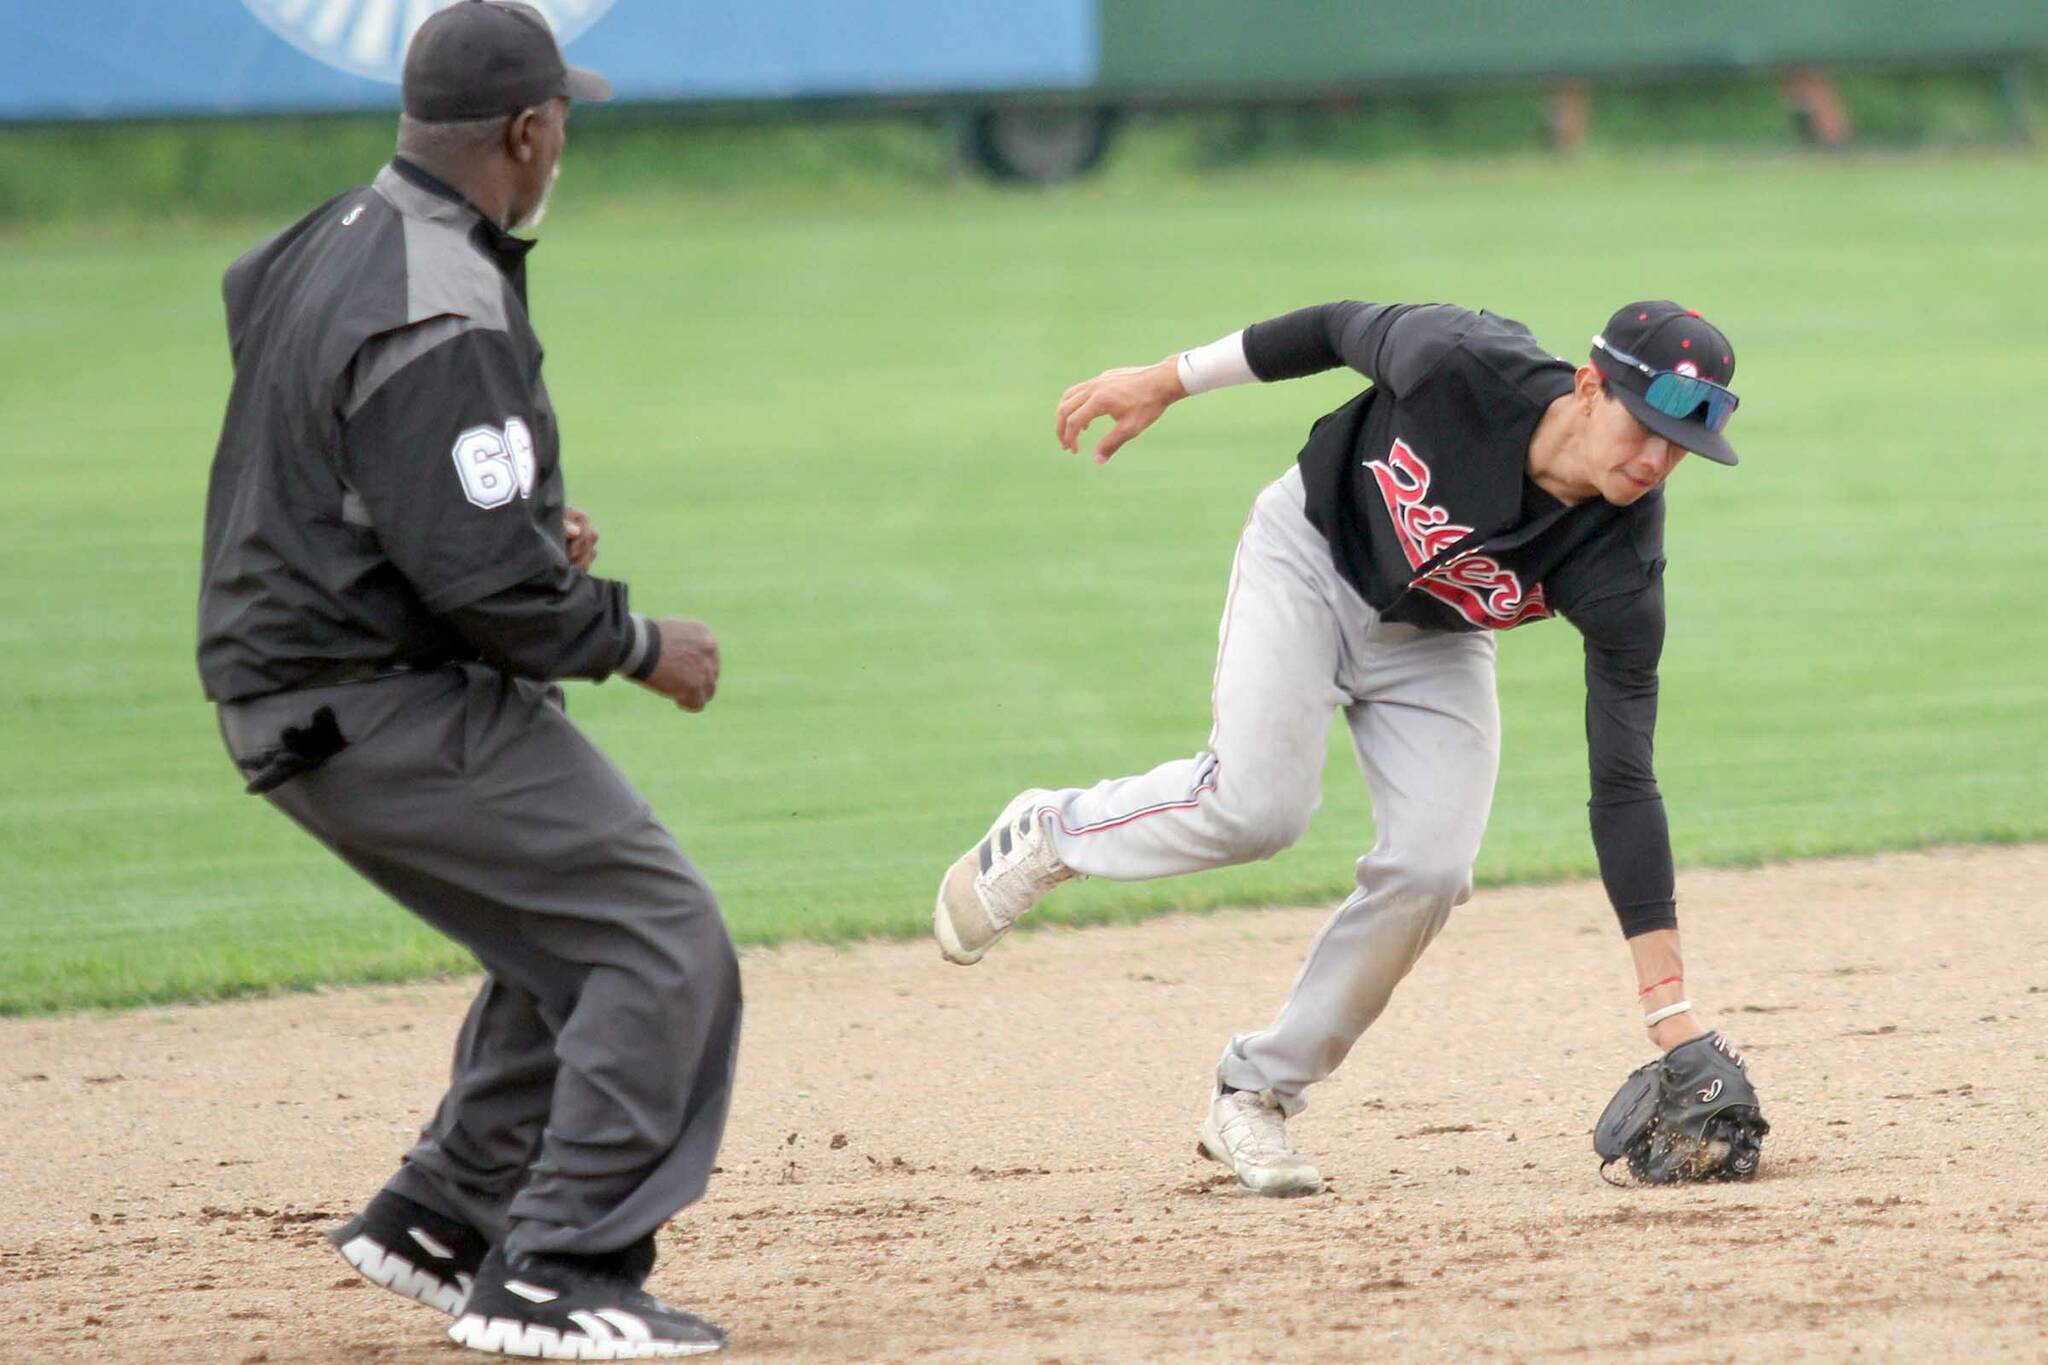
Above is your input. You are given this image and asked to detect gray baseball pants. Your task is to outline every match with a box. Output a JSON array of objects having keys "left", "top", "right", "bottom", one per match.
[
  {"left": 1042, "top": 467, "right": 1500, "bottom": 1115},
  {"left": 218, "top": 663, "right": 741, "bottom": 1257}
]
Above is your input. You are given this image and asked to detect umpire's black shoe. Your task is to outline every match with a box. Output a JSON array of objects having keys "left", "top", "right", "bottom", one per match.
[
  {"left": 448, "top": 1240, "right": 727, "bottom": 1358},
  {"left": 328, "top": 1189, "right": 489, "bottom": 1316}
]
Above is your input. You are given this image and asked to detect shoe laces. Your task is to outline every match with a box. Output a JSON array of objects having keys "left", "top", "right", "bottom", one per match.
[
  {"left": 1708, "top": 1031, "right": 1749, "bottom": 1070},
  {"left": 976, "top": 805, "right": 1069, "bottom": 926},
  {"left": 1217, "top": 1091, "right": 1302, "bottom": 1163}
]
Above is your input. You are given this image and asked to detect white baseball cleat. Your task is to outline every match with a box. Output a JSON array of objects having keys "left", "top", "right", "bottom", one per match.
[
  {"left": 1198, "top": 1087, "right": 1323, "bottom": 1196},
  {"left": 933, "top": 788, "right": 1073, "bottom": 965}
]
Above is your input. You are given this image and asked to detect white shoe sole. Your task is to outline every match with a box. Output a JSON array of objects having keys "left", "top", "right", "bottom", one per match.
[
  {"left": 1196, "top": 1118, "right": 1323, "bottom": 1198},
  {"left": 932, "top": 850, "right": 987, "bottom": 966},
  {"left": 449, "top": 1312, "right": 724, "bottom": 1357},
  {"left": 334, "top": 1232, "right": 473, "bottom": 1315}
]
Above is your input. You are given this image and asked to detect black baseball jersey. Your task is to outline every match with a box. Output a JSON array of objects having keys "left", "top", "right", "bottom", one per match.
[
  {"left": 197, "top": 157, "right": 653, "bottom": 703},
  {"left": 1245, "top": 302, "right": 1675, "bottom": 937}
]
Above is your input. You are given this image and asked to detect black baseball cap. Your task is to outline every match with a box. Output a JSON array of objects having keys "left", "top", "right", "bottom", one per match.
[
  {"left": 1590, "top": 301, "right": 1741, "bottom": 466},
  {"left": 402, "top": 0, "right": 612, "bottom": 122}
]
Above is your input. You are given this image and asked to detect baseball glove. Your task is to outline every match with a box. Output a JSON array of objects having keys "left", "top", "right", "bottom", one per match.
[{"left": 1594, "top": 1031, "right": 1768, "bottom": 1184}]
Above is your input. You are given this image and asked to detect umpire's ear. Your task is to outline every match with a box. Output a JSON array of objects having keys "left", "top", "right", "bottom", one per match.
[{"left": 506, "top": 105, "right": 545, "bottom": 165}]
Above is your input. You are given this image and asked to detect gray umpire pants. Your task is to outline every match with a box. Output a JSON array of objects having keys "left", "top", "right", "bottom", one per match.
[
  {"left": 1042, "top": 467, "right": 1500, "bottom": 1115},
  {"left": 218, "top": 663, "right": 741, "bottom": 1258}
]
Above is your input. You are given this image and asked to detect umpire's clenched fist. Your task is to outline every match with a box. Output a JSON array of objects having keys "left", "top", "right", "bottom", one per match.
[{"left": 638, "top": 618, "right": 720, "bottom": 711}]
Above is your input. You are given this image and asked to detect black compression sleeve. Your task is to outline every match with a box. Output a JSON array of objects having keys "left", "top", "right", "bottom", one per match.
[
  {"left": 1242, "top": 301, "right": 1471, "bottom": 395},
  {"left": 445, "top": 564, "right": 639, "bottom": 682},
  {"left": 1573, "top": 582, "right": 1678, "bottom": 937},
  {"left": 1591, "top": 798, "right": 1677, "bottom": 937},
  {"left": 1243, "top": 302, "right": 1374, "bottom": 381}
]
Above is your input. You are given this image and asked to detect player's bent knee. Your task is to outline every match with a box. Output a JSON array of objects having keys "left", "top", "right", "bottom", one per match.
[
  {"left": 1211, "top": 793, "right": 1316, "bottom": 861},
  {"left": 1409, "top": 862, "right": 1475, "bottom": 908},
  {"left": 1368, "top": 854, "right": 1474, "bottom": 909}
]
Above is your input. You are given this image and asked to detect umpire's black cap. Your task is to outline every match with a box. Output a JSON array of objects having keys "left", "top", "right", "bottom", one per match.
[{"left": 403, "top": 0, "right": 612, "bottom": 122}]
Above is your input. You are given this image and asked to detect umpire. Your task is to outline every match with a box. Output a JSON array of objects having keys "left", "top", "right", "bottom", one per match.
[{"left": 197, "top": 3, "right": 736, "bottom": 1356}]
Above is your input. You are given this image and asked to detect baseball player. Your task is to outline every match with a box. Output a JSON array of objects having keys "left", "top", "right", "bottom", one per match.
[
  {"left": 199, "top": 4, "right": 735, "bottom": 1355},
  {"left": 935, "top": 299, "right": 1769, "bottom": 1193}
]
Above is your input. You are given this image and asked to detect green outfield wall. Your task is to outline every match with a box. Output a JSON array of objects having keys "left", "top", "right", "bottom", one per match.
[{"left": 1096, "top": 1, "right": 2048, "bottom": 90}]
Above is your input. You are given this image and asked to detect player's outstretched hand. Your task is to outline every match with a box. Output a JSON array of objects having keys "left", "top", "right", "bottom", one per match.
[
  {"left": 1055, "top": 356, "right": 1187, "bottom": 464},
  {"left": 637, "top": 617, "right": 720, "bottom": 712},
  {"left": 564, "top": 505, "right": 599, "bottom": 569}
]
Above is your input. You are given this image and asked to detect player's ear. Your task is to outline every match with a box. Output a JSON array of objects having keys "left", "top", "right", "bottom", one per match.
[{"left": 1576, "top": 363, "right": 1605, "bottom": 409}]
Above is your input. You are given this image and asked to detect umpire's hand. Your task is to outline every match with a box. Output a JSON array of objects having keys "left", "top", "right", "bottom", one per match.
[
  {"left": 564, "top": 505, "right": 600, "bottom": 569},
  {"left": 637, "top": 618, "right": 720, "bottom": 712}
]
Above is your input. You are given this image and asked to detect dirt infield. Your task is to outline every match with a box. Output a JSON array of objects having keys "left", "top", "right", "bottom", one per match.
[{"left": 4, "top": 845, "right": 2045, "bottom": 1362}]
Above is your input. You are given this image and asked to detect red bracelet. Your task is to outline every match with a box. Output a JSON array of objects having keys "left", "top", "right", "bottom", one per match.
[{"left": 1637, "top": 974, "right": 1682, "bottom": 998}]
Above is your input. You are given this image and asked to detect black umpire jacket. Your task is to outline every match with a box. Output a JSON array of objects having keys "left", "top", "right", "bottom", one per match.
[{"left": 198, "top": 158, "right": 653, "bottom": 705}]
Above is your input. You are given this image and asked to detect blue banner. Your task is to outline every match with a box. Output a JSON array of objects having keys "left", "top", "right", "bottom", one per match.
[{"left": 0, "top": 2, "right": 1098, "bottom": 121}]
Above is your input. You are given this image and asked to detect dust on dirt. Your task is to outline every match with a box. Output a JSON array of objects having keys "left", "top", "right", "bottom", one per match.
[{"left": 3, "top": 845, "right": 2045, "bottom": 1361}]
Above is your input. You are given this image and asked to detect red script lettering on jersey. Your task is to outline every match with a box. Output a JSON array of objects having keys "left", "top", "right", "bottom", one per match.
[{"left": 1365, "top": 438, "right": 1550, "bottom": 629}]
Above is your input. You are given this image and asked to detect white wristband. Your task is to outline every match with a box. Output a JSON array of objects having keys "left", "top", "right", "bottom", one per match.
[
  {"left": 1642, "top": 999, "right": 1693, "bottom": 1028},
  {"left": 1176, "top": 329, "right": 1258, "bottom": 396}
]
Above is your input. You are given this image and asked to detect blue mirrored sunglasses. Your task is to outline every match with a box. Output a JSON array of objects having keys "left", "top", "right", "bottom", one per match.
[{"left": 1592, "top": 335, "right": 1740, "bottom": 434}]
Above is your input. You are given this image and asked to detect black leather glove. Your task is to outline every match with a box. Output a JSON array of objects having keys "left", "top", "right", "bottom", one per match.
[{"left": 1594, "top": 1032, "right": 1769, "bottom": 1184}]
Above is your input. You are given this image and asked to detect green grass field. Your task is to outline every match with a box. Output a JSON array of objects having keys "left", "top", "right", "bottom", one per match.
[{"left": 3, "top": 147, "right": 2044, "bottom": 1014}]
